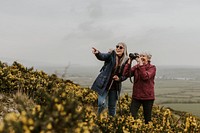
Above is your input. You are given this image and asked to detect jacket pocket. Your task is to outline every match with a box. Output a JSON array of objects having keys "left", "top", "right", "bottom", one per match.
[{"left": 96, "top": 74, "right": 107, "bottom": 89}]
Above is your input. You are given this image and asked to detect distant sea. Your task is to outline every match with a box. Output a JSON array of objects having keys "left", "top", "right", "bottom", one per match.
[{"left": 36, "top": 65, "right": 200, "bottom": 117}]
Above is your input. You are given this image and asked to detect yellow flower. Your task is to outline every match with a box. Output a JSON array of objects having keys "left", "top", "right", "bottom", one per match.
[
  {"left": 61, "top": 111, "right": 66, "bottom": 116},
  {"left": 136, "top": 119, "right": 142, "bottom": 124},
  {"left": 36, "top": 105, "right": 41, "bottom": 111},
  {"left": 23, "top": 125, "right": 29, "bottom": 132},
  {"left": 132, "top": 123, "right": 138, "bottom": 129},
  {"left": 61, "top": 92, "right": 66, "bottom": 97},
  {"left": 4, "top": 112, "right": 18, "bottom": 122},
  {"left": 29, "top": 126, "right": 34, "bottom": 131},
  {"left": 55, "top": 104, "right": 64, "bottom": 111},
  {"left": 28, "top": 118, "right": 34, "bottom": 125},
  {"left": 47, "top": 123, "right": 52, "bottom": 130},
  {"left": 32, "top": 108, "right": 36, "bottom": 115},
  {"left": 75, "top": 128, "right": 81, "bottom": 133},
  {"left": 0, "top": 122, "right": 4, "bottom": 132},
  {"left": 54, "top": 98, "right": 59, "bottom": 103},
  {"left": 21, "top": 116, "right": 27, "bottom": 124},
  {"left": 184, "top": 129, "right": 188, "bottom": 132},
  {"left": 21, "top": 111, "right": 27, "bottom": 116}
]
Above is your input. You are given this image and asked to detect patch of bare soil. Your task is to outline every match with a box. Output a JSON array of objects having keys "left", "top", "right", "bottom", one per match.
[
  {"left": 0, "top": 94, "right": 19, "bottom": 122},
  {"left": 0, "top": 92, "right": 35, "bottom": 122}
]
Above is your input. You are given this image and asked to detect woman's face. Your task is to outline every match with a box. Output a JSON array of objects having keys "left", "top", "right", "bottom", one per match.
[
  {"left": 140, "top": 54, "right": 148, "bottom": 64},
  {"left": 115, "top": 44, "right": 125, "bottom": 57}
]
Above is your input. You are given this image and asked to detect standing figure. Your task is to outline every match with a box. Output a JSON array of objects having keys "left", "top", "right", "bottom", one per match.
[
  {"left": 91, "top": 42, "right": 128, "bottom": 116},
  {"left": 123, "top": 52, "right": 156, "bottom": 124}
]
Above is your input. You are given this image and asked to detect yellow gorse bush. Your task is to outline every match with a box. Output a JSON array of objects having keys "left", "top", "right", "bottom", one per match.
[{"left": 0, "top": 61, "right": 199, "bottom": 133}]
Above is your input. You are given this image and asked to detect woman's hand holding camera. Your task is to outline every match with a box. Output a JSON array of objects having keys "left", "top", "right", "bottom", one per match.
[
  {"left": 128, "top": 56, "right": 140, "bottom": 64},
  {"left": 128, "top": 53, "right": 140, "bottom": 64},
  {"left": 128, "top": 56, "right": 144, "bottom": 66},
  {"left": 137, "top": 57, "right": 144, "bottom": 66}
]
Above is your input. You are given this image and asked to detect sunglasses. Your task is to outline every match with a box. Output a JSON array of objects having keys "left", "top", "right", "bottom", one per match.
[{"left": 116, "top": 45, "right": 124, "bottom": 49}]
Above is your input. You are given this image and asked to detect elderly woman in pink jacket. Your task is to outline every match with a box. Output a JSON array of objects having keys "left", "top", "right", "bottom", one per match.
[{"left": 123, "top": 52, "right": 156, "bottom": 124}]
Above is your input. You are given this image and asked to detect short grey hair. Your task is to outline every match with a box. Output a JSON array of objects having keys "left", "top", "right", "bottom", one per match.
[{"left": 140, "top": 52, "right": 152, "bottom": 61}]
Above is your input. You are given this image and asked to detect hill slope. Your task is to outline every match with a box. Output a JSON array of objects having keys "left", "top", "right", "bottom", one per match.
[{"left": 0, "top": 61, "right": 199, "bottom": 132}]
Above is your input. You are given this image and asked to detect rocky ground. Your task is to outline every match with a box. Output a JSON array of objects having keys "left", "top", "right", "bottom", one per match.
[{"left": 0, "top": 92, "right": 35, "bottom": 122}]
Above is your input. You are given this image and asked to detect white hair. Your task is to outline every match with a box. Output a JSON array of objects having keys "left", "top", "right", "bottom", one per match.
[
  {"left": 116, "top": 42, "right": 129, "bottom": 66},
  {"left": 140, "top": 52, "right": 152, "bottom": 61}
]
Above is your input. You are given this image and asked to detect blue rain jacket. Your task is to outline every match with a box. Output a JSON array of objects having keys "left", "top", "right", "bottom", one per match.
[{"left": 91, "top": 50, "right": 127, "bottom": 96}]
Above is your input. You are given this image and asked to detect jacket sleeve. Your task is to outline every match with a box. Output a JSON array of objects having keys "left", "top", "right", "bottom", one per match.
[
  {"left": 123, "top": 63, "right": 135, "bottom": 78},
  {"left": 118, "top": 75, "right": 127, "bottom": 82},
  {"left": 123, "top": 63, "right": 137, "bottom": 77},
  {"left": 138, "top": 65, "right": 156, "bottom": 80},
  {"left": 95, "top": 52, "right": 111, "bottom": 61}
]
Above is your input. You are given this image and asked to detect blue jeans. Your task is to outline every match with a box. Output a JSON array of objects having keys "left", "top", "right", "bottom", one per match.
[{"left": 98, "top": 90, "right": 118, "bottom": 116}]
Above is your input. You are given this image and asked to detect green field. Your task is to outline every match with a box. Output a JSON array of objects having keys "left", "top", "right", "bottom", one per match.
[{"left": 162, "top": 103, "right": 200, "bottom": 117}]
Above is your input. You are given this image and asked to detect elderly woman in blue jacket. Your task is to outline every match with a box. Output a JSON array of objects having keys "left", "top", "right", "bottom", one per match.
[{"left": 91, "top": 42, "right": 128, "bottom": 116}]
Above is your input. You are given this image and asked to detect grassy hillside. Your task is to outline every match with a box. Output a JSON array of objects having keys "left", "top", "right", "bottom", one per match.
[{"left": 0, "top": 61, "right": 199, "bottom": 132}]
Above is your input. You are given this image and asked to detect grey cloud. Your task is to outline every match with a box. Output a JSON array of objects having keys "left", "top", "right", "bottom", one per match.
[
  {"left": 87, "top": 0, "right": 103, "bottom": 19},
  {"left": 65, "top": 21, "right": 113, "bottom": 43}
]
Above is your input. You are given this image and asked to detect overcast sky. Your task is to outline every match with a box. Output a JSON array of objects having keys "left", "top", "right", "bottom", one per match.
[{"left": 1, "top": 0, "right": 200, "bottom": 67}]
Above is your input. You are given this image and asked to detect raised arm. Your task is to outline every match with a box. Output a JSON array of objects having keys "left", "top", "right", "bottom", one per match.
[
  {"left": 92, "top": 47, "right": 112, "bottom": 61},
  {"left": 123, "top": 57, "right": 137, "bottom": 77},
  {"left": 138, "top": 65, "right": 156, "bottom": 80}
]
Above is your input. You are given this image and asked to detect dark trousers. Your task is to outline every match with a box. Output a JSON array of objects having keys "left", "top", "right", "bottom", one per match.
[{"left": 130, "top": 98, "right": 154, "bottom": 124}]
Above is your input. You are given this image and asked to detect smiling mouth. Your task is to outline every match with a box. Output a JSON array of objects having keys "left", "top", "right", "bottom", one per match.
[{"left": 116, "top": 50, "right": 122, "bottom": 53}]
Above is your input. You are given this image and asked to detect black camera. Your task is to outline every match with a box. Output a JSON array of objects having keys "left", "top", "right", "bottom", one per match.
[{"left": 129, "top": 53, "right": 139, "bottom": 60}]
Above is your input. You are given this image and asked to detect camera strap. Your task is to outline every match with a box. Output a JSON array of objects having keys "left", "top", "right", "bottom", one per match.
[{"left": 129, "top": 60, "right": 133, "bottom": 83}]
